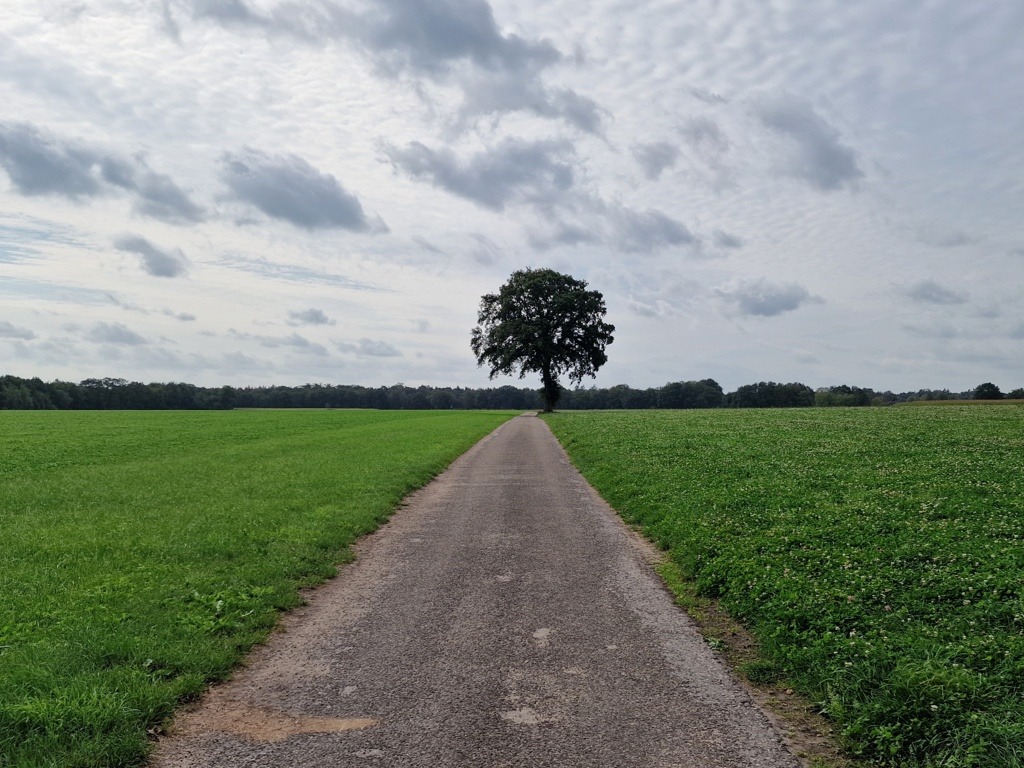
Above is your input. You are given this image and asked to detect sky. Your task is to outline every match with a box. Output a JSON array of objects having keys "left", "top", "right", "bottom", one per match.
[{"left": 1, "top": 0, "right": 1023, "bottom": 393}]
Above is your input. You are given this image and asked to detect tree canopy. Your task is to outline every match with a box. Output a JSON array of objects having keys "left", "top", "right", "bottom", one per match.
[{"left": 470, "top": 268, "right": 615, "bottom": 412}]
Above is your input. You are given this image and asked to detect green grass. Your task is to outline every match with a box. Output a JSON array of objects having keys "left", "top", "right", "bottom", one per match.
[
  {"left": 545, "top": 406, "right": 1024, "bottom": 767},
  {"left": 0, "top": 409, "right": 514, "bottom": 768}
]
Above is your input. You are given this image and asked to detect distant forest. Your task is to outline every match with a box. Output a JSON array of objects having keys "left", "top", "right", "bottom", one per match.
[{"left": 2, "top": 374, "right": 1019, "bottom": 411}]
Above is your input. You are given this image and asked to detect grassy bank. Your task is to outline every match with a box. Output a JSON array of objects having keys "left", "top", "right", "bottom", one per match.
[
  {"left": 546, "top": 406, "right": 1024, "bottom": 767},
  {"left": 0, "top": 409, "right": 514, "bottom": 768}
]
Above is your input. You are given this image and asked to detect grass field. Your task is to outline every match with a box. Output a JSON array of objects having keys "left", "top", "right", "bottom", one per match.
[
  {"left": 0, "top": 409, "right": 514, "bottom": 768},
  {"left": 546, "top": 406, "right": 1024, "bottom": 767}
]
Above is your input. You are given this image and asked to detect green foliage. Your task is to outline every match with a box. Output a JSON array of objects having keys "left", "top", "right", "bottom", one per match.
[
  {"left": 470, "top": 268, "right": 615, "bottom": 412},
  {"left": 0, "top": 409, "right": 513, "bottom": 767},
  {"left": 974, "top": 383, "right": 1004, "bottom": 401},
  {"left": 546, "top": 406, "right": 1024, "bottom": 767}
]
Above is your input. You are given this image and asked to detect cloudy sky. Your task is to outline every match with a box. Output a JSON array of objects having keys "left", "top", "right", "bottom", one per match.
[{"left": 2, "top": 0, "right": 1023, "bottom": 393}]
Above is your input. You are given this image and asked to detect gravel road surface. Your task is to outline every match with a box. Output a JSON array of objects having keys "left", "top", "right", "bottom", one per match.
[{"left": 151, "top": 413, "right": 800, "bottom": 767}]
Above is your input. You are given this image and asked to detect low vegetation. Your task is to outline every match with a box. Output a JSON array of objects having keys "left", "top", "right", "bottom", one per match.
[
  {"left": 546, "top": 406, "right": 1024, "bottom": 767},
  {"left": 0, "top": 409, "right": 514, "bottom": 768}
]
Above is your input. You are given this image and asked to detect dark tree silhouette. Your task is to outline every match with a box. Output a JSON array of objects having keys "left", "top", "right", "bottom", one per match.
[
  {"left": 471, "top": 268, "right": 615, "bottom": 412},
  {"left": 974, "top": 382, "right": 1004, "bottom": 400}
]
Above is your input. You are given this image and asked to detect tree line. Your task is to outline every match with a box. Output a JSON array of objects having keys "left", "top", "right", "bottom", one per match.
[{"left": 2, "top": 374, "right": 1020, "bottom": 411}]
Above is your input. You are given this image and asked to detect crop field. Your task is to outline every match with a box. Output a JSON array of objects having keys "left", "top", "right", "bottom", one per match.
[
  {"left": 0, "top": 409, "right": 514, "bottom": 768},
  {"left": 546, "top": 405, "right": 1024, "bottom": 767}
]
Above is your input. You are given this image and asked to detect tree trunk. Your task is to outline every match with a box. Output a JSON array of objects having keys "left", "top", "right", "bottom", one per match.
[{"left": 540, "top": 368, "right": 560, "bottom": 413}]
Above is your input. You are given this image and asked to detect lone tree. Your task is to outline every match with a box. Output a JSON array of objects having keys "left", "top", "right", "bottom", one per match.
[
  {"left": 974, "top": 382, "right": 1003, "bottom": 400},
  {"left": 471, "top": 267, "right": 615, "bottom": 413}
]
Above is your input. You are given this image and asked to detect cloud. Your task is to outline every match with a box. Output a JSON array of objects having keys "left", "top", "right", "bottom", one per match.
[
  {"left": 613, "top": 271, "right": 704, "bottom": 319},
  {"left": 680, "top": 117, "right": 729, "bottom": 164},
  {"left": 717, "top": 278, "right": 822, "bottom": 316},
  {"left": 258, "top": 332, "right": 328, "bottom": 355},
  {"left": 163, "top": 309, "right": 196, "bottom": 321},
  {"left": 469, "top": 233, "right": 503, "bottom": 265},
  {"left": 220, "top": 148, "right": 374, "bottom": 231},
  {"left": 0, "top": 122, "right": 204, "bottom": 222},
  {"left": 905, "top": 279, "right": 968, "bottom": 305},
  {"left": 713, "top": 230, "right": 744, "bottom": 249},
  {"left": 114, "top": 234, "right": 190, "bottom": 277},
  {"left": 131, "top": 167, "right": 206, "bottom": 223},
  {"left": 605, "top": 206, "right": 697, "bottom": 254},
  {"left": 632, "top": 141, "right": 679, "bottom": 181},
  {"left": 87, "top": 322, "right": 148, "bottom": 345},
  {"left": 689, "top": 87, "right": 727, "bottom": 105},
  {"left": 0, "top": 320, "right": 36, "bottom": 340},
  {"left": 181, "top": 0, "right": 597, "bottom": 131},
  {"left": 917, "top": 229, "right": 980, "bottom": 248},
  {"left": 458, "top": 74, "right": 602, "bottom": 132},
  {"left": 214, "top": 254, "right": 387, "bottom": 290},
  {"left": 384, "top": 138, "right": 574, "bottom": 211},
  {"left": 752, "top": 95, "right": 863, "bottom": 191},
  {"left": 287, "top": 308, "right": 335, "bottom": 326},
  {"left": 335, "top": 337, "right": 402, "bottom": 357},
  {"left": 0, "top": 121, "right": 102, "bottom": 198},
  {"left": 903, "top": 322, "right": 959, "bottom": 340},
  {"left": 528, "top": 195, "right": 697, "bottom": 255}
]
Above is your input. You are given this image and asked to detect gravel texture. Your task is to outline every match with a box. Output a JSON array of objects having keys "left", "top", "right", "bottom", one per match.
[{"left": 151, "top": 414, "right": 800, "bottom": 767}]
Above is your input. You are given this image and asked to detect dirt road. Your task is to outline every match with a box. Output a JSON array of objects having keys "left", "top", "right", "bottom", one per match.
[{"left": 152, "top": 414, "right": 799, "bottom": 767}]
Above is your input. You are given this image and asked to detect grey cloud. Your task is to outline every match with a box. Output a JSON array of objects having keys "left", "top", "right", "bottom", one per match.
[
  {"left": 87, "top": 322, "right": 148, "bottom": 345},
  {"left": 753, "top": 96, "right": 863, "bottom": 191},
  {"left": 0, "top": 122, "right": 101, "bottom": 198},
  {"left": 1009, "top": 324, "right": 1024, "bottom": 340},
  {"left": 0, "top": 122, "right": 204, "bottom": 222},
  {"left": 680, "top": 117, "right": 729, "bottom": 163},
  {"left": 606, "top": 206, "right": 696, "bottom": 254},
  {"left": 161, "top": 0, "right": 183, "bottom": 40},
  {"left": 221, "top": 148, "right": 373, "bottom": 231},
  {"left": 258, "top": 332, "right": 328, "bottom": 355},
  {"left": 529, "top": 197, "right": 697, "bottom": 255},
  {"left": 223, "top": 350, "right": 275, "bottom": 371},
  {"left": 527, "top": 221, "right": 598, "bottom": 250},
  {"left": 632, "top": 142, "right": 679, "bottom": 180},
  {"left": 114, "top": 234, "right": 190, "bottom": 278},
  {"left": 186, "top": 0, "right": 558, "bottom": 73},
  {"left": 905, "top": 279, "right": 968, "bottom": 305},
  {"left": 132, "top": 168, "right": 206, "bottom": 223},
  {"left": 191, "top": 0, "right": 261, "bottom": 25},
  {"left": 1010, "top": 247, "right": 1024, "bottom": 258},
  {"left": 384, "top": 138, "right": 574, "bottom": 211},
  {"left": 469, "top": 233, "right": 503, "bottom": 265},
  {"left": 412, "top": 235, "right": 445, "bottom": 254},
  {"left": 689, "top": 87, "right": 727, "bottom": 105},
  {"left": 163, "top": 309, "right": 196, "bottom": 321},
  {"left": 360, "top": 0, "right": 559, "bottom": 75},
  {"left": 181, "top": 0, "right": 596, "bottom": 131},
  {"left": 717, "top": 278, "right": 821, "bottom": 317},
  {"left": 460, "top": 76, "right": 602, "bottom": 132},
  {"left": 288, "top": 308, "right": 335, "bottom": 326},
  {"left": 335, "top": 337, "right": 402, "bottom": 357},
  {"left": 214, "top": 254, "right": 387, "bottom": 290},
  {"left": 713, "top": 230, "right": 744, "bottom": 248},
  {"left": 614, "top": 270, "right": 703, "bottom": 319},
  {"left": 917, "top": 229, "right": 980, "bottom": 248},
  {"left": 0, "top": 320, "right": 36, "bottom": 340},
  {"left": 903, "top": 322, "right": 959, "bottom": 340}
]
